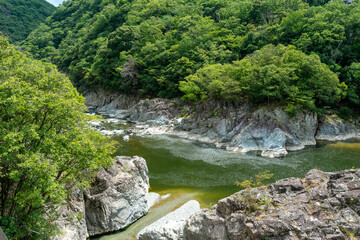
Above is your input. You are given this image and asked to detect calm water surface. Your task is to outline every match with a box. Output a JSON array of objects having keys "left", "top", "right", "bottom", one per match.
[
  {"left": 95, "top": 121, "right": 360, "bottom": 239},
  {"left": 113, "top": 134, "right": 360, "bottom": 207}
]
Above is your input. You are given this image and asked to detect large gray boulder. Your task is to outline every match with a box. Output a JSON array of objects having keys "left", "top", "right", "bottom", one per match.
[
  {"left": 85, "top": 156, "right": 150, "bottom": 236},
  {"left": 184, "top": 169, "right": 360, "bottom": 239},
  {"left": 137, "top": 200, "right": 200, "bottom": 240},
  {"left": 0, "top": 227, "right": 7, "bottom": 240},
  {"left": 53, "top": 156, "right": 152, "bottom": 240},
  {"left": 53, "top": 189, "right": 88, "bottom": 240},
  {"left": 184, "top": 208, "right": 229, "bottom": 240},
  {"left": 261, "top": 128, "right": 289, "bottom": 158},
  {"left": 316, "top": 117, "right": 359, "bottom": 141}
]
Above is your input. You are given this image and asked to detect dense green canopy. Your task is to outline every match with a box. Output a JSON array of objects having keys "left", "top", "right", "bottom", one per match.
[
  {"left": 0, "top": 0, "right": 55, "bottom": 43},
  {"left": 0, "top": 36, "right": 115, "bottom": 239},
  {"left": 21, "top": 0, "right": 360, "bottom": 113},
  {"left": 180, "top": 44, "right": 345, "bottom": 114}
]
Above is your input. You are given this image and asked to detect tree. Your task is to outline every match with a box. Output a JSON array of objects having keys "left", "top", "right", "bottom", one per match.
[
  {"left": 180, "top": 44, "right": 344, "bottom": 112},
  {"left": 0, "top": 36, "right": 115, "bottom": 239},
  {"left": 343, "top": 62, "right": 360, "bottom": 104}
]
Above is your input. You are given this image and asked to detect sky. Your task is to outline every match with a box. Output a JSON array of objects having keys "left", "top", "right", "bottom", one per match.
[{"left": 46, "top": 0, "right": 64, "bottom": 7}]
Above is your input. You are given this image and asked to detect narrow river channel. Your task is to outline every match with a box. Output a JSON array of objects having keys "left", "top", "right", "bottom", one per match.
[{"left": 94, "top": 120, "right": 360, "bottom": 239}]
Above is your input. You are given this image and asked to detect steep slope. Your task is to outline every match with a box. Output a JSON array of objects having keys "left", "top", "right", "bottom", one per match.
[
  {"left": 21, "top": 0, "right": 360, "bottom": 115},
  {"left": 0, "top": 0, "right": 55, "bottom": 42},
  {"left": 21, "top": 0, "right": 310, "bottom": 96}
]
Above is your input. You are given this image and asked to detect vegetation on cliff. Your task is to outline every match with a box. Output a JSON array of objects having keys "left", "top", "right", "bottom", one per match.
[
  {"left": 0, "top": 0, "right": 55, "bottom": 43},
  {"left": 0, "top": 36, "right": 115, "bottom": 239}
]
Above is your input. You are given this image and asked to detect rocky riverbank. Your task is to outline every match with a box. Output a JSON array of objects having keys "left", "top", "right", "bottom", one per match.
[
  {"left": 83, "top": 90, "right": 360, "bottom": 158},
  {"left": 126, "top": 168, "right": 360, "bottom": 240},
  {"left": 54, "top": 156, "right": 160, "bottom": 240},
  {"left": 182, "top": 168, "right": 360, "bottom": 239}
]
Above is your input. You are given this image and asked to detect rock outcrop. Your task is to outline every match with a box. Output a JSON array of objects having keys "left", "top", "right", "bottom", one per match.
[
  {"left": 137, "top": 200, "right": 200, "bottom": 240},
  {"left": 82, "top": 89, "right": 137, "bottom": 114},
  {"left": 127, "top": 98, "right": 180, "bottom": 123},
  {"left": 54, "top": 189, "right": 88, "bottom": 240},
  {"left": 54, "top": 156, "right": 155, "bottom": 239},
  {"left": 85, "top": 156, "right": 150, "bottom": 236},
  {"left": 83, "top": 90, "right": 359, "bottom": 157},
  {"left": 0, "top": 227, "right": 8, "bottom": 240},
  {"left": 316, "top": 115, "right": 359, "bottom": 141},
  {"left": 184, "top": 168, "right": 360, "bottom": 239},
  {"left": 172, "top": 106, "right": 318, "bottom": 158}
]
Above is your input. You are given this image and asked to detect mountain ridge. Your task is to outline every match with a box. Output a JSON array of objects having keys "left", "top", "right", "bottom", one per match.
[{"left": 0, "top": 0, "right": 55, "bottom": 42}]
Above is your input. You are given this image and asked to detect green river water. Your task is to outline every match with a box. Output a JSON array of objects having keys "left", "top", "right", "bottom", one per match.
[{"left": 95, "top": 121, "right": 360, "bottom": 239}]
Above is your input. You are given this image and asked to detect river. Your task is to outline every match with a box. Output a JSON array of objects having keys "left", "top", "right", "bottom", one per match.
[{"left": 94, "top": 120, "right": 360, "bottom": 239}]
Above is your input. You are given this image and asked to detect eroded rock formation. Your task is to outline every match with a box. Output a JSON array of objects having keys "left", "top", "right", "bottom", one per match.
[
  {"left": 54, "top": 156, "right": 157, "bottom": 240},
  {"left": 184, "top": 169, "right": 360, "bottom": 239}
]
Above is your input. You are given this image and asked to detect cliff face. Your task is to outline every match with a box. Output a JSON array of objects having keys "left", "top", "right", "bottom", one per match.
[{"left": 184, "top": 168, "right": 360, "bottom": 240}]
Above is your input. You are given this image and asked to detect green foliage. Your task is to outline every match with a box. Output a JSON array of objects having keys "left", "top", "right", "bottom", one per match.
[
  {"left": 19, "top": 0, "right": 310, "bottom": 97},
  {"left": 0, "top": 36, "right": 115, "bottom": 239},
  {"left": 342, "top": 62, "right": 360, "bottom": 105},
  {"left": 181, "top": 44, "right": 344, "bottom": 110},
  {"left": 0, "top": 0, "right": 55, "bottom": 43},
  {"left": 235, "top": 170, "right": 274, "bottom": 189},
  {"left": 235, "top": 170, "right": 273, "bottom": 214},
  {"left": 20, "top": 0, "right": 360, "bottom": 113}
]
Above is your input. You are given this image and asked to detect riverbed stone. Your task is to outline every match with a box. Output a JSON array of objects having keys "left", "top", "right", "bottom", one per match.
[
  {"left": 85, "top": 156, "right": 150, "bottom": 236},
  {"left": 184, "top": 168, "right": 360, "bottom": 240},
  {"left": 137, "top": 200, "right": 200, "bottom": 240}
]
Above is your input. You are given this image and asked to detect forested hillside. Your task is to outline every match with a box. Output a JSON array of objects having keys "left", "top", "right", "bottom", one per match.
[
  {"left": 0, "top": 0, "right": 55, "bottom": 42},
  {"left": 22, "top": 0, "right": 360, "bottom": 115}
]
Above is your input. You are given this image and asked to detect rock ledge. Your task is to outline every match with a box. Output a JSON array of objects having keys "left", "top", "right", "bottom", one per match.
[{"left": 184, "top": 168, "right": 360, "bottom": 239}]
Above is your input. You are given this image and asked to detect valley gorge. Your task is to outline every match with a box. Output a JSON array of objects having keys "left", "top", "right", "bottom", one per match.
[
  {"left": 2, "top": 0, "right": 360, "bottom": 239},
  {"left": 52, "top": 89, "right": 360, "bottom": 240}
]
